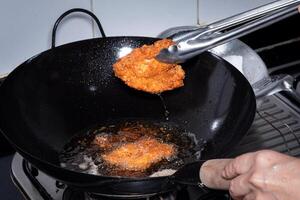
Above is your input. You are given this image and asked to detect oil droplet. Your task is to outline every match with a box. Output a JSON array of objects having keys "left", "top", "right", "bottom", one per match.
[{"left": 157, "top": 94, "right": 170, "bottom": 121}]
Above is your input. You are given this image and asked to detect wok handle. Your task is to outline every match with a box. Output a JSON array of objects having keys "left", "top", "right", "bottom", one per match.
[
  {"left": 253, "top": 74, "right": 298, "bottom": 99},
  {"left": 172, "top": 161, "right": 207, "bottom": 187},
  {"left": 173, "top": 160, "right": 231, "bottom": 190},
  {"left": 51, "top": 8, "right": 106, "bottom": 48}
]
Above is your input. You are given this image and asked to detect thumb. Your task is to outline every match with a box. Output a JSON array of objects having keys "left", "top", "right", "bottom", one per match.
[{"left": 200, "top": 159, "right": 232, "bottom": 190}]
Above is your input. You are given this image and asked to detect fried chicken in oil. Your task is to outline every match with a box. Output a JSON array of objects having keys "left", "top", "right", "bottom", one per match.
[
  {"left": 93, "top": 131, "right": 139, "bottom": 149},
  {"left": 92, "top": 125, "right": 158, "bottom": 150},
  {"left": 102, "top": 138, "right": 175, "bottom": 171},
  {"left": 113, "top": 39, "right": 185, "bottom": 94}
]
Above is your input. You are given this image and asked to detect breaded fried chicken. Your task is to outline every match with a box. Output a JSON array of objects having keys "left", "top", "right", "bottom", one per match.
[
  {"left": 92, "top": 125, "right": 158, "bottom": 150},
  {"left": 113, "top": 39, "right": 185, "bottom": 94},
  {"left": 102, "top": 138, "right": 175, "bottom": 171}
]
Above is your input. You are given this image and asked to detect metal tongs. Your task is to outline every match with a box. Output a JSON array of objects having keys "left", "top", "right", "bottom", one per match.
[{"left": 156, "top": 0, "right": 300, "bottom": 63}]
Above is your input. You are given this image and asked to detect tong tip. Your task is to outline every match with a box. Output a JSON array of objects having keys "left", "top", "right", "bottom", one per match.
[{"left": 156, "top": 45, "right": 185, "bottom": 64}]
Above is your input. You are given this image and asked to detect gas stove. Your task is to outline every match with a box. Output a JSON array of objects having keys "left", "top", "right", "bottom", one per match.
[
  {"left": 8, "top": 92, "right": 300, "bottom": 200},
  {"left": 11, "top": 154, "right": 230, "bottom": 200}
]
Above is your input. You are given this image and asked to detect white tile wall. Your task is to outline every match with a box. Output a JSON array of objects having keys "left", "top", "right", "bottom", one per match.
[
  {"left": 92, "top": 0, "right": 198, "bottom": 37},
  {"left": 0, "top": 0, "right": 93, "bottom": 75},
  {"left": 197, "top": 0, "right": 277, "bottom": 25},
  {"left": 0, "top": 0, "right": 198, "bottom": 75}
]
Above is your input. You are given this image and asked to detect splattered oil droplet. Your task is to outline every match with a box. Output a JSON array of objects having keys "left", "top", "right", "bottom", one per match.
[{"left": 55, "top": 181, "right": 65, "bottom": 189}]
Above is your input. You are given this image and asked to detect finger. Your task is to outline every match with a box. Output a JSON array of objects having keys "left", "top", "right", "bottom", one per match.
[
  {"left": 222, "top": 152, "right": 256, "bottom": 179},
  {"left": 229, "top": 173, "right": 252, "bottom": 198},
  {"left": 298, "top": 5, "right": 300, "bottom": 13},
  {"left": 200, "top": 159, "right": 232, "bottom": 190}
]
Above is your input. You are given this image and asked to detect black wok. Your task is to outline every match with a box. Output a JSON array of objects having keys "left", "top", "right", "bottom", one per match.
[{"left": 0, "top": 9, "right": 256, "bottom": 197}]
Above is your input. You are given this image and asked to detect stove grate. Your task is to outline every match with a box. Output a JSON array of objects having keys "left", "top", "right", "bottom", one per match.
[{"left": 229, "top": 94, "right": 300, "bottom": 157}]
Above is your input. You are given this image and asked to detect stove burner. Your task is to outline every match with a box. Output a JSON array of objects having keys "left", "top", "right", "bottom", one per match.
[
  {"left": 63, "top": 188, "right": 86, "bottom": 200},
  {"left": 62, "top": 187, "right": 229, "bottom": 200},
  {"left": 12, "top": 154, "right": 227, "bottom": 200},
  {"left": 86, "top": 190, "right": 177, "bottom": 200}
]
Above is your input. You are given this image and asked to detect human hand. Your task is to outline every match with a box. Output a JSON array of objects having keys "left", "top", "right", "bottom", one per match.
[{"left": 200, "top": 150, "right": 300, "bottom": 200}]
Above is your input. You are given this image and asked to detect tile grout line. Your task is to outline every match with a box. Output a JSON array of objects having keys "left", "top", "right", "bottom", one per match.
[
  {"left": 90, "top": 0, "right": 95, "bottom": 38},
  {"left": 197, "top": 0, "right": 200, "bottom": 25}
]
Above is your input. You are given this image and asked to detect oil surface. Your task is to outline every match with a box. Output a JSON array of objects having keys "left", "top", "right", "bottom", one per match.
[{"left": 59, "top": 120, "right": 204, "bottom": 177}]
